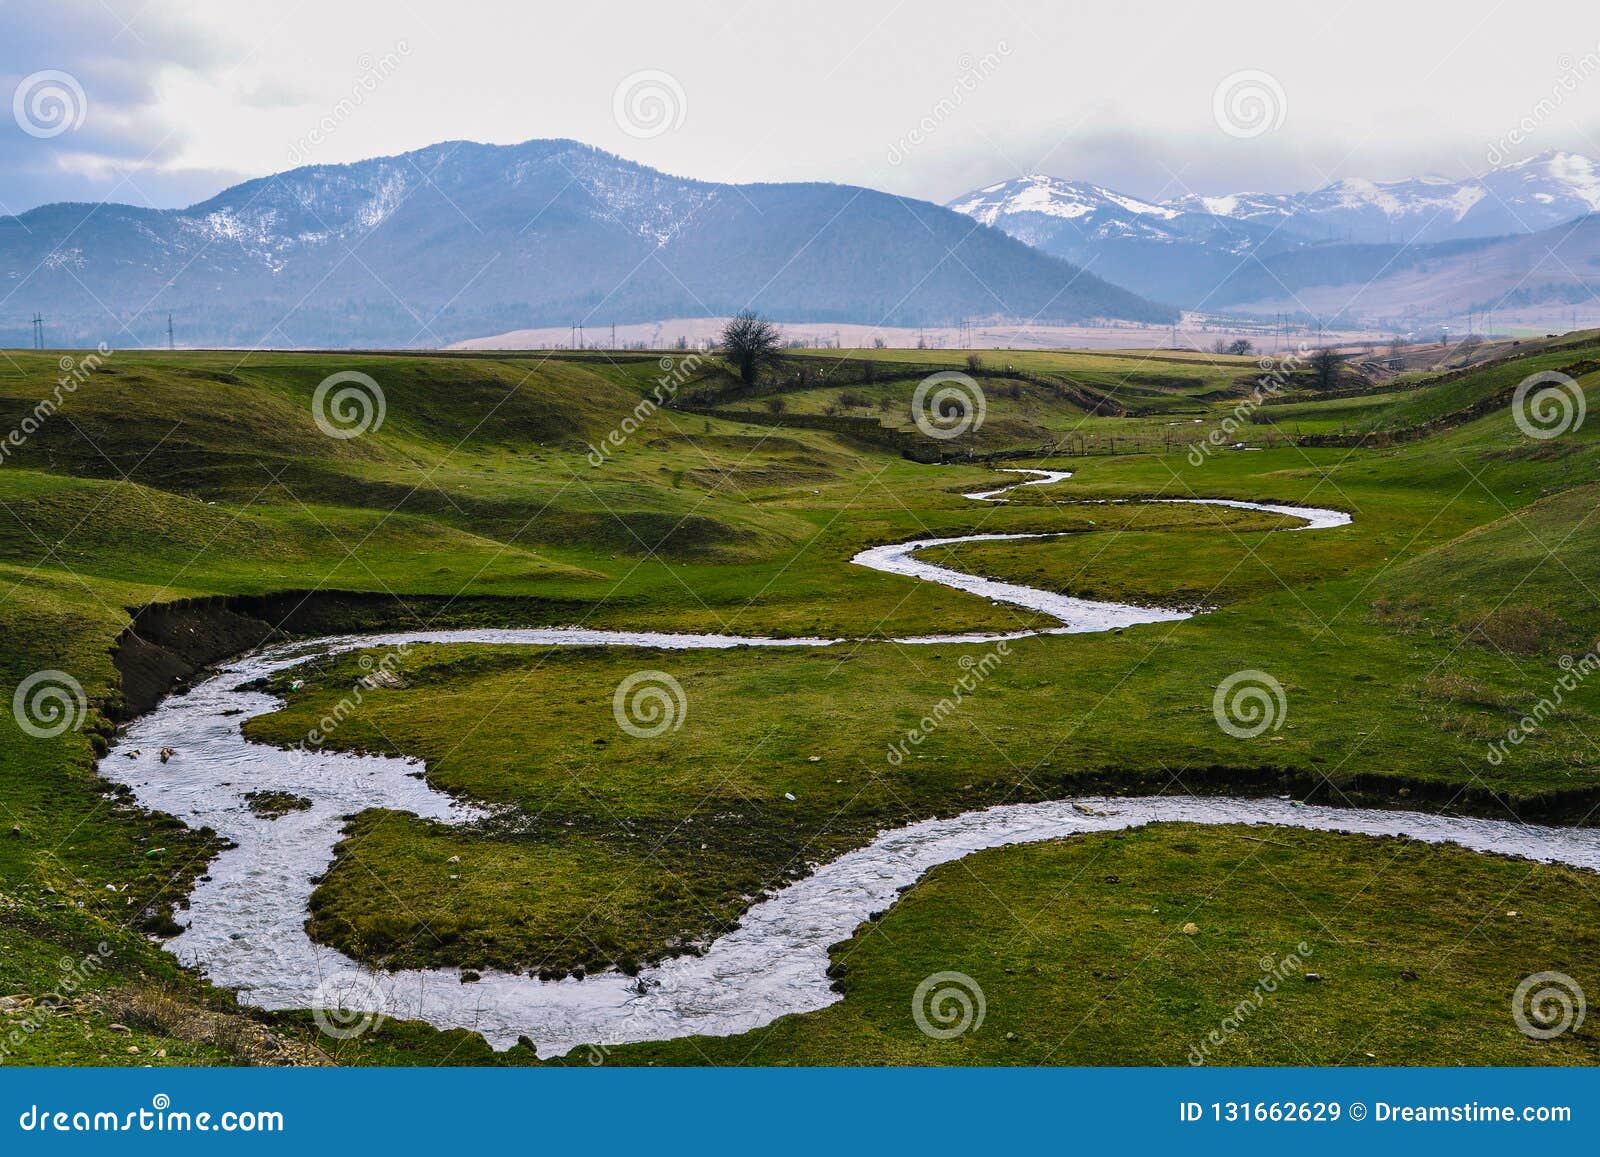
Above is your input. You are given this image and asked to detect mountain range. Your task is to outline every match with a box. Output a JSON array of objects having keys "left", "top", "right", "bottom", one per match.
[
  {"left": 947, "top": 151, "right": 1600, "bottom": 318},
  {"left": 0, "top": 139, "right": 1173, "bottom": 349},
  {"left": 7, "top": 139, "right": 1599, "bottom": 347}
]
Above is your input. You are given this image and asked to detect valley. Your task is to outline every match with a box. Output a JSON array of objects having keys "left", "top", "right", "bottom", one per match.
[{"left": 3, "top": 338, "right": 1599, "bottom": 1066}]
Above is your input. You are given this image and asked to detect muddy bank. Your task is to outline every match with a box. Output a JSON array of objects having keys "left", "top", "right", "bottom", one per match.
[
  {"left": 111, "top": 590, "right": 596, "bottom": 718},
  {"left": 1016, "top": 762, "right": 1600, "bottom": 828}
]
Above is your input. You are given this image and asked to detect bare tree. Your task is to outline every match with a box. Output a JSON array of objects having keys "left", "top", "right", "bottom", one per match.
[
  {"left": 1309, "top": 347, "right": 1344, "bottom": 390},
  {"left": 1213, "top": 338, "right": 1253, "bottom": 355},
  {"left": 721, "top": 311, "right": 785, "bottom": 386}
]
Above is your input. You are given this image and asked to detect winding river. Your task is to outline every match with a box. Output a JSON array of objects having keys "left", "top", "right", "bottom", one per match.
[{"left": 98, "top": 469, "right": 1595, "bottom": 1058}]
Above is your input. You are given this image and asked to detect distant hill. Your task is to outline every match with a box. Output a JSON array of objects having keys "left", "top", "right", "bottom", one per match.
[
  {"left": 1210, "top": 213, "right": 1600, "bottom": 327},
  {"left": 0, "top": 139, "right": 1175, "bottom": 349}
]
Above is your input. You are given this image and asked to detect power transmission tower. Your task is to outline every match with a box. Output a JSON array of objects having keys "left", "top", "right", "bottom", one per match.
[
  {"left": 31, "top": 313, "right": 43, "bottom": 349},
  {"left": 167, "top": 312, "right": 175, "bottom": 350}
]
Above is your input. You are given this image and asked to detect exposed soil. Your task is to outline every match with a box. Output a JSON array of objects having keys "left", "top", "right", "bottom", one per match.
[{"left": 110, "top": 590, "right": 593, "bottom": 718}]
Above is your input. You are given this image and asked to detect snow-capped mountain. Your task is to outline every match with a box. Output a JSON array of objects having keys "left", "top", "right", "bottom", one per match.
[
  {"left": 1168, "top": 176, "right": 1486, "bottom": 243},
  {"left": 948, "top": 150, "right": 1600, "bottom": 311},
  {"left": 955, "top": 151, "right": 1600, "bottom": 248},
  {"left": 2, "top": 139, "right": 1174, "bottom": 348},
  {"left": 952, "top": 177, "right": 1179, "bottom": 241},
  {"left": 951, "top": 175, "right": 1312, "bottom": 251},
  {"left": 947, "top": 174, "right": 1313, "bottom": 309},
  {"left": 1479, "top": 151, "right": 1600, "bottom": 234},
  {"left": 1167, "top": 152, "right": 1600, "bottom": 244}
]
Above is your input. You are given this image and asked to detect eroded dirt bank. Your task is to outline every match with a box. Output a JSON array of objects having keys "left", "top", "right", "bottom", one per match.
[{"left": 111, "top": 591, "right": 594, "bottom": 717}]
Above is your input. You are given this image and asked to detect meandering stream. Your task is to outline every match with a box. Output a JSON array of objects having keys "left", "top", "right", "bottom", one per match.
[{"left": 99, "top": 468, "right": 1583, "bottom": 1059}]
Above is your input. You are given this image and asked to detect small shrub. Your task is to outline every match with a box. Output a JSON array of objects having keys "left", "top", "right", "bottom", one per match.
[{"left": 1462, "top": 605, "right": 1571, "bottom": 656}]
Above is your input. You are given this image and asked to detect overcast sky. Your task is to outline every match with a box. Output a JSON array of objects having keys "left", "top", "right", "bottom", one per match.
[{"left": 3, "top": 0, "right": 1598, "bottom": 215}]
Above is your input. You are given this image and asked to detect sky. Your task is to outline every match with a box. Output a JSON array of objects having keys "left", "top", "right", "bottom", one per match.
[{"left": 2, "top": 0, "right": 1598, "bottom": 216}]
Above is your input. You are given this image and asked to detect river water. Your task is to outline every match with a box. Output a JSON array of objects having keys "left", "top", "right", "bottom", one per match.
[{"left": 100, "top": 471, "right": 1557, "bottom": 1059}]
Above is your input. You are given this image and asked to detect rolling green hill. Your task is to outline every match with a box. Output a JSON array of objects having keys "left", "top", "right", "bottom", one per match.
[{"left": 2, "top": 339, "right": 1599, "bottom": 1067}]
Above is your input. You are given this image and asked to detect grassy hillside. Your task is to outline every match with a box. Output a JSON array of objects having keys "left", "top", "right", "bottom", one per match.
[
  {"left": 583, "top": 824, "right": 1600, "bottom": 1067},
  {"left": 2, "top": 340, "right": 1599, "bottom": 1067}
]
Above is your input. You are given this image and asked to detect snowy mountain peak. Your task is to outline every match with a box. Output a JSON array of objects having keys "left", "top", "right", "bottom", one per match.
[
  {"left": 950, "top": 174, "right": 1177, "bottom": 228},
  {"left": 952, "top": 151, "right": 1600, "bottom": 251},
  {"left": 1488, "top": 149, "right": 1600, "bottom": 211}
]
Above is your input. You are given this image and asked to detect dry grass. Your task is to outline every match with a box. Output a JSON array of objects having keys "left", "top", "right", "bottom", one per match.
[
  {"left": 1421, "top": 671, "right": 1511, "bottom": 709},
  {"left": 106, "top": 986, "right": 328, "bottom": 1067},
  {"left": 1462, "top": 605, "right": 1572, "bottom": 656}
]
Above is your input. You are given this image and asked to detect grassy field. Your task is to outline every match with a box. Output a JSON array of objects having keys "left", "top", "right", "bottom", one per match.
[
  {"left": 2, "top": 340, "right": 1599, "bottom": 1067},
  {"left": 579, "top": 824, "right": 1600, "bottom": 1066}
]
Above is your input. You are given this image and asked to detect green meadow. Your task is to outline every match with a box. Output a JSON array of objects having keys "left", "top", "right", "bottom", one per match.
[{"left": 2, "top": 338, "right": 1598, "bottom": 1066}]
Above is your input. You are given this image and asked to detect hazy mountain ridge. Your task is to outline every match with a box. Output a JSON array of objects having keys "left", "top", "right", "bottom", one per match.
[
  {"left": 948, "top": 151, "right": 1600, "bottom": 317},
  {"left": 1214, "top": 214, "right": 1600, "bottom": 327},
  {"left": 0, "top": 139, "right": 1175, "bottom": 348}
]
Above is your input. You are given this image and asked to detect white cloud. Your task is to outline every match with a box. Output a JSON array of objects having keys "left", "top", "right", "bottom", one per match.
[{"left": 2, "top": 0, "right": 1598, "bottom": 213}]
